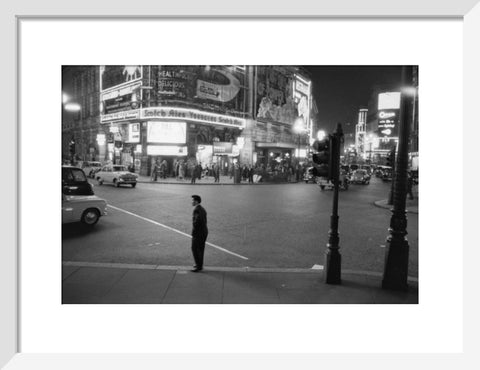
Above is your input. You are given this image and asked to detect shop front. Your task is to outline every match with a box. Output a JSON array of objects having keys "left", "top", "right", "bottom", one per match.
[
  {"left": 100, "top": 106, "right": 247, "bottom": 176},
  {"left": 255, "top": 142, "right": 297, "bottom": 169}
]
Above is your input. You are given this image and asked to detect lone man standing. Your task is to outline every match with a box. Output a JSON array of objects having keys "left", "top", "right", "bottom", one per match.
[{"left": 190, "top": 195, "right": 208, "bottom": 272}]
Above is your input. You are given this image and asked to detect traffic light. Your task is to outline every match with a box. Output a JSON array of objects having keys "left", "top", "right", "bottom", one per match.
[
  {"left": 311, "top": 137, "right": 332, "bottom": 179},
  {"left": 386, "top": 149, "right": 395, "bottom": 167},
  {"left": 69, "top": 138, "right": 76, "bottom": 155}
]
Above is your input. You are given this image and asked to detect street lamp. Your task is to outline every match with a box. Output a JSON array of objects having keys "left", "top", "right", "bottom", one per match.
[
  {"left": 317, "top": 130, "right": 326, "bottom": 141},
  {"left": 382, "top": 66, "right": 416, "bottom": 291}
]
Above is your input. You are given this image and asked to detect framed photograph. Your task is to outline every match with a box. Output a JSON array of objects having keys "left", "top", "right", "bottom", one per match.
[{"left": 3, "top": 0, "right": 479, "bottom": 368}]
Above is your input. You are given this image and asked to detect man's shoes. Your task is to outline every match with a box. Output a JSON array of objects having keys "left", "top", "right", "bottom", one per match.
[{"left": 191, "top": 267, "right": 203, "bottom": 272}]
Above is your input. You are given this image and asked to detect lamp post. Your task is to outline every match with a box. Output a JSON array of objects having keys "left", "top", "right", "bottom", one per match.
[
  {"left": 324, "top": 123, "right": 343, "bottom": 284},
  {"left": 382, "top": 66, "right": 415, "bottom": 291}
]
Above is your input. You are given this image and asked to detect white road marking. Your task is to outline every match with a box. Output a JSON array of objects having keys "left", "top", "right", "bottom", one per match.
[
  {"left": 107, "top": 204, "right": 249, "bottom": 260},
  {"left": 311, "top": 264, "right": 324, "bottom": 270}
]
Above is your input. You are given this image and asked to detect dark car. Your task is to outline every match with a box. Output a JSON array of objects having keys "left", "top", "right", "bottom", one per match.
[
  {"left": 62, "top": 166, "right": 94, "bottom": 195},
  {"left": 381, "top": 168, "right": 393, "bottom": 182},
  {"left": 351, "top": 169, "right": 370, "bottom": 185}
]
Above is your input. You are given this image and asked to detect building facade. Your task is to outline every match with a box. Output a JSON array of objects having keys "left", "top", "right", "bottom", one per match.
[{"left": 62, "top": 65, "right": 313, "bottom": 176}]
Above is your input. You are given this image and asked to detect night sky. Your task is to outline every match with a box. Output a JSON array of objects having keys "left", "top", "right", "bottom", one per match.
[{"left": 303, "top": 66, "right": 404, "bottom": 134}]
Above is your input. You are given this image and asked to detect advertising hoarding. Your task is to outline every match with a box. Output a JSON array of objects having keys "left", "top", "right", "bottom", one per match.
[
  {"left": 147, "top": 145, "right": 188, "bottom": 156},
  {"left": 147, "top": 121, "right": 187, "bottom": 144},
  {"left": 156, "top": 66, "right": 246, "bottom": 115},
  {"left": 378, "top": 92, "right": 401, "bottom": 110},
  {"left": 126, "top": 123, "right": 140, "bottom": 143},
  {"left": 100, "top": 66, "right": 143, "bottom": 91},
  {"left": 377, "top": 109, "right": 399, "bottom": 137},
  {"left": 377, "top": 92, "right": 401, "bottom": 138},
  {"left": 141, "top": 107, "right": 246, "bottom": 128},
  {"left": 256, "top": 66, "right": 311, "bottom": 126},
  {"left": 213, "top": 142, "right": 233, "bottom": 154},
  {"left": 100, "top": 109, "right": 140, "bottom": 123},
  {"left": 100, "top": 81, "right": 142, "bottom": 115}
]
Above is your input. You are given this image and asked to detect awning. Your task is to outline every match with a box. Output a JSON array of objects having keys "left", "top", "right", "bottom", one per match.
[{"left": 256, "top": 142, "right": 297, "bottom": 149}]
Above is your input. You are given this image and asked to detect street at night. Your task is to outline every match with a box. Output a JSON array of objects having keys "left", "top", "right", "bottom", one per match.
[
  {"left": 63, "top": 177, "right": 418, "bottom": 277},
  {"left": 62, "top": 64, "right": 419, "bottom": 303}
]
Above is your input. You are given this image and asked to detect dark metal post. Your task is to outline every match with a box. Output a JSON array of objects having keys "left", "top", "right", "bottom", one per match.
[
  {"left": 324, "top": 123, "right": 343, "bottom": 284},
  {"left": 382, "top": 66, "right": 414, "bottom": 291},
  {"left": 387, "top": 148, "right": 396, "bottom": 205},
  {"left": 69, "top": 137, "right": 75, "bottom": 166}
]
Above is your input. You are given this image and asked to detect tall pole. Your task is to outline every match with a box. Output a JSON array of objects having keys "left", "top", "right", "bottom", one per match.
[
  {"left": 324, "top": 123, "right": 343, "bottom": 284},
  {"left": 382, "top": 66, "right": 414, "bottom": 291},
  {"left": 387, "top": 148, "right": 396, "bottom": 205}
]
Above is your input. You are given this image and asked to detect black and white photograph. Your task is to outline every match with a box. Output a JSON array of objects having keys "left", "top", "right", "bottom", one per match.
[{"left": 62, "top": 65, "right": 419, "bottom": 304}]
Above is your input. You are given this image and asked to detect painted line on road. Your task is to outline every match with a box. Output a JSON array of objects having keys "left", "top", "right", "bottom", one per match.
[{"left": 107, "top": 204, "right": 249, "bottom": 260}]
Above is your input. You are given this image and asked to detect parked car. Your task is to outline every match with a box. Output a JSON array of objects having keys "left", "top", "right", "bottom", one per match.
[
  {"left": 381, "top": 169, "right": 393, "bottom": 182},
  {"left": 350, "top": 169, "right": 371, "bottom": 185},
  {"left": 62, "top": 166, "right": 94, "bottom": 196},
  {"left": 360, "top": 165, "right": 372, "bottom": 175},
  {"left": 349, "top": 164, "right": 359, "bottom": 172},
  {"left": 375, "top": 165, "right": 392, "bottom": 178},
  {"left": 96, "top": 164, "right": 138, "bottom": 187},
  {"left": 62, "top": 193, "right": 107, "bottom": 226},
  {"left": 81, "top": 161, "right": 103, "bottom": 178}
]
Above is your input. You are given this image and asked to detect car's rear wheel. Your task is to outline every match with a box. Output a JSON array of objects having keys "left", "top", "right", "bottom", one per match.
[
  {"left": 131, "top": 183, "right": 136, "bottom": 188},
  {"left": 81, "top": 208, "right": 100, "bottom": 226},
  {"left": 320, "top": 185, "right": 325, "bottom": 190},
  {"left": 96, "top": 177, "right": 103, "bottom": 185}
]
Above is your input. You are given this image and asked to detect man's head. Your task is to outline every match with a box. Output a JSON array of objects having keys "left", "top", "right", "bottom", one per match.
[{"left": 191, "top": 195, "right": 201, "bottom": 206}]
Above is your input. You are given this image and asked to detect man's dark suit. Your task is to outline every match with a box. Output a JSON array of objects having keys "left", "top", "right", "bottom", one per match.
[{"left": 192, "top": 204, "right": 208, "bottom": 269}]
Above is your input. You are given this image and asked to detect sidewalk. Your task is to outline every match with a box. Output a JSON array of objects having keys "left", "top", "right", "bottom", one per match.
[
  {"left": 135, "top": 174, "right": 297, "bottom": 185},
  {"left": 374, "top": 198, "right": 418, "bottom": 214},
  {"left": 62, "top": 262, "right": 418, "bottom": 304}
]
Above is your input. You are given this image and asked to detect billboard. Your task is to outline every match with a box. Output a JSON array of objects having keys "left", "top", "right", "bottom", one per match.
[
  {"left": 377, "top": 92, "right": 401, "bottom": 138},
  {"left": 155, "top": 66, "right": 247, "bottom": 115},
  {"left": 126, "top": 123, "right": 140, "bottom": 143},
  {"left": 100, "top": 66, "right": 143, "bottom": 91},
  {"left": 213, "top": 142, "right": 233, "bottom": 154},
  {"left": 255, "top": 66, "right": 310, "bottom": 126},
  {"left": 100, "top": 66, "right": 144, "bottom": 117},
  {"left": 147, "top": 121, "right": 187, "bottom": 144}
]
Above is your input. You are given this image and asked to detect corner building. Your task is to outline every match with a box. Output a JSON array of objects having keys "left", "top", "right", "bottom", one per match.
[{"left": 63, "top": 65, "right": 313, "bottom": 177}]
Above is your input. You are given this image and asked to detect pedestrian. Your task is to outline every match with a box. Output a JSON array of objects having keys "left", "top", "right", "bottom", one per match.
[
  {"left": 248, "top": 165, "right": 254, "bottom": 184},
  {"left": 197, "top": 163, "right": 203, "bottom": 180},
  {"left": 151, "top": 160, "right": 159, "bottom": 181},
  {"left": 160, "top": 159, "right": 168, "bottom": 179},
  {"left": 190, "top": 194, "right": 208, "bottom": 272},
  {"left": 242, "top": 164, "right": 248, "bottom": 182},
  {"left": 191, "top": 163, "right": 197, "bottom": 184},
  {"left": 178, "top": 161, "right": 185, "bottom": 180},
  {"left": 213, "top": 163, "right": 220, "bottom": 183}
]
